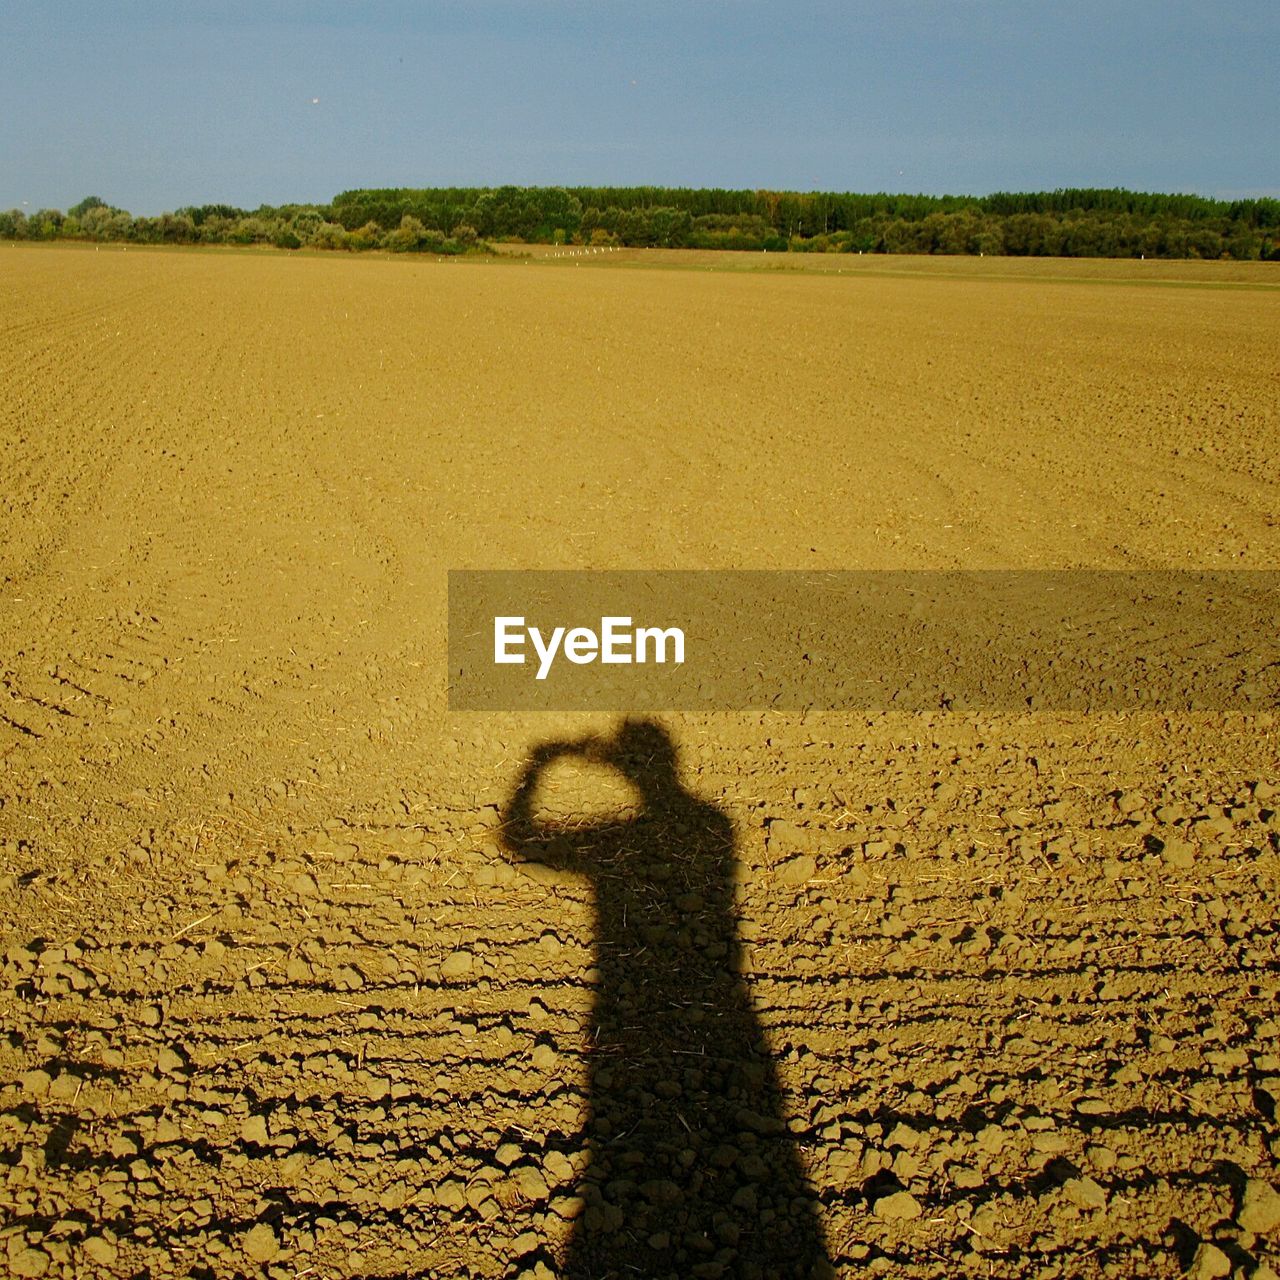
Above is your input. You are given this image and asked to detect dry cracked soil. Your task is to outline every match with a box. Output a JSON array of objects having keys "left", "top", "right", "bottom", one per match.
[{"left": 1, "top": 242, "right": 1279, "bottom": 1279}]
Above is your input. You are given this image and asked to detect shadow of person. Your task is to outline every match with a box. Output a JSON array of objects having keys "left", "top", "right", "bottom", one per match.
[{"left": 501, "top": 719, "right": 830, "bottom": 1280}]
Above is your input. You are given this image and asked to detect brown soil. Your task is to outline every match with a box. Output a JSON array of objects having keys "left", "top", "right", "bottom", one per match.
[{"left": 1, "top": 242, "right": 1278, "bottom": 1279}]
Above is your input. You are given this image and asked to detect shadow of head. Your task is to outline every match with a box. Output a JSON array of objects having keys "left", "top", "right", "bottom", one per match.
[{"left": 589, "top": 717, "right": 681, "bottom": 804}]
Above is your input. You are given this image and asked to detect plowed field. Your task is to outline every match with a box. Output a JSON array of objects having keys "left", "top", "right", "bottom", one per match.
[{"left": 2, "top": 243, "right": 1279, "bottom": 1279}]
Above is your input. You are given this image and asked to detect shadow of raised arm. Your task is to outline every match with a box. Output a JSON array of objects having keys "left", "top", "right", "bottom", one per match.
[{"left": 499, "top": 736, "right": 604, "bottom": 873}]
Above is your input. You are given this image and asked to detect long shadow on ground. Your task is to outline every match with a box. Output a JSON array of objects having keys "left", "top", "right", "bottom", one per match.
[{"left": 501, "top": 719, "right": 831, "bottom": 1280}]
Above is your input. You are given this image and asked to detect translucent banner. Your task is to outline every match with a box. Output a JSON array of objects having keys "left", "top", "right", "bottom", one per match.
[{"left": 447, "top": 570, "right": 1280, "bottom": 712}]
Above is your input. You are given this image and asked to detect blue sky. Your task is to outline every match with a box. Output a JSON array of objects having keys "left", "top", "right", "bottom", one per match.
[{"left": 2, "top": 1, "right": 1277, "bottom": 213}]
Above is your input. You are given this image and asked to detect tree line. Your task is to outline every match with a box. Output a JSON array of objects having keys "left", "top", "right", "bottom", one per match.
[
  {"left": 0, "top": 196, "right": 484, "bottom": 255},
  {"left": 5, "top": 187, "right": 1279, "bottom": 260}
]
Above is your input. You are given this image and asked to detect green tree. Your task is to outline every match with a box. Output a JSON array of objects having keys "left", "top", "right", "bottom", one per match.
[{"left": 69, "top": 195, "right": 108, "bottom": 219}]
